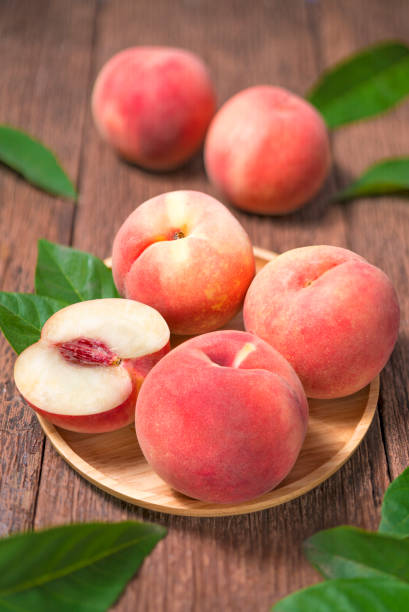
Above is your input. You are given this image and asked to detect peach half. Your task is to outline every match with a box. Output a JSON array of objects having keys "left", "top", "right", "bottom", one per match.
[
  {"left": 244, "top": 245, "right": 400, "bottom": 399},
  {"left": 112, "top": 190, "right": 255, "bottom": 335},
  {"left": 14, "top": 299, "right": 170, "bottom": 433},
  {"left": 135, "top": 330, "right": 308, "bottom": 504}
]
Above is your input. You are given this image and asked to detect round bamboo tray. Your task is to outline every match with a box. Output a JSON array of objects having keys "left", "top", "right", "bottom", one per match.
[{"left": 36, "top": 246, "right": 379, "bottom": 517}]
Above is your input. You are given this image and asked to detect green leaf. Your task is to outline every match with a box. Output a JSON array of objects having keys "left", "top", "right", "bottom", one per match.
[
  {"left": 307, "top": 41, "right": 409, "bottom": 128},
  {"left": 379, "top": 466, "right": 409, "bottom": 538},
  {"left": 304, "top": 526, "right": 409, "bottom": 583},
  {"left": 0, "top": 125, "right": 77, "bottom": 200},
  {"left": 35, "top": 239, "right": 120, "bottom": 304},
  {"left": 275, "top": 469, "right": 409, "bottom": 610},
  {"left": 0, "top": 292, "right": 68, "bottom": 354},
  {"left": 0, "top": 521, "right": 166, "bottom": 611},
  {"left": 335, "top": 157, "right": 409, "bottom": 201},
  {"left": 272, "top": 576, "right": 409, "bottom": 612}
]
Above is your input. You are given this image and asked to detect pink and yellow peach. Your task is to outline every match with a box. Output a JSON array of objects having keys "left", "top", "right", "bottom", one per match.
[
  {"left": 112, "top": 190, "right": 255, "bottom": 335},
  {"left": 204, "top": 86, "right": 331, "bottom": 215},
  {"left": 244, "top": 246, "right": 400, "bottom": 398},
  {"left": 92, "top": 46, "right": 216, "bottom": 170},
  {"left": 136, "top": 330, "right": 308, "bottom": 503}
]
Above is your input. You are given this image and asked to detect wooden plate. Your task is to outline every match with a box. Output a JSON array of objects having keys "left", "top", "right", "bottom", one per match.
[{"left": 36, "top": 247, "right": 379, "bottom": 517}]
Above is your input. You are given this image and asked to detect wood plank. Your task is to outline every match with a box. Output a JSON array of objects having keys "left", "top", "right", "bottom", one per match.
[
  {"left": 0, "top": 0, "right": 97, "bottom": 535},
  {"left": 33, "top": 1, "right": 391, "bottom": 610},
  {"left": 311, "top": 0, "right": 409, "bottom": 479}
]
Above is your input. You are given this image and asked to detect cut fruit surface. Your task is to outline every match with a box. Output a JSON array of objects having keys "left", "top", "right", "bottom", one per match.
[
  {"left": 57, "top": 338, "right": 121, "bottom": 366},
  {"left": 14, "top": 298, "right": 170, "bottom": 432},
  {"left": 15, "top": 342, "right": 132, "bottom": 415},
  {"left": 43, "top": 298, "right": 170, "bottom": 359}
]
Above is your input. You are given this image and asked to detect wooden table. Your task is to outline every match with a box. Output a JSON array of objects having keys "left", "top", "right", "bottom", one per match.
[{"left": 1, "top": 1, "right": 408, "bottom": 609}]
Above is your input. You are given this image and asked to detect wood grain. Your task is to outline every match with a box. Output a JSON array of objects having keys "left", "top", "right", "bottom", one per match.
[
  {"left": 0, "top": 0, "right": 97, "bottom": 535},
  {"left": 32, "top": 3, "right": 391, "bottom": 610},
  {"left": 310, "top": 0, "right": 409, "bottom": 481},
  {"left": 0, "top": 0, "right": 407, "bottom": 610}
]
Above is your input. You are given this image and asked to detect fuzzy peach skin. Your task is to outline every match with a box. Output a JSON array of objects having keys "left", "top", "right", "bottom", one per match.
[
  {"left": 204, "top": 86, "right": 331, "bottom": 215},
  {"left": 135, "top": 330, "right": 308, "bottom": 504},
  {"left": 91, "top": 46, "right": 216, "bottom": 170},
  {"left": 112, "top": 190, "right": 255, "bottom": 335},
  {"left": 14, "top": 299, "right": 170, "bottom": 433},
  {"left": 243, "top": 246, "right": 400, "bottom": 399}
]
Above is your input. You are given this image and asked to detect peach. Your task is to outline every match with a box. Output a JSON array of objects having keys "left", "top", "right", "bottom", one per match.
[
  {"left": 204, "top": 86, "right": 331, "bottom": 215},
  {"left": 243, "top": 246, "right": 400, "bottom": 398},
  {"left": 112, "top": 190, "right": 255, "bottom": 335},
  {"left": 92, "top": 46, "right": 216, "bottom": 170},
  {"left": 135, "top": 330, "right": 308, "bottom": 504},
  {"left": 14, "top": 299, "right": 170, "bottom": 433}
]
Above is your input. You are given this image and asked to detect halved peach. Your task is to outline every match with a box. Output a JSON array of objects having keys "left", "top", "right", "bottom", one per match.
[{"left": 14, "top": 298, "right": 170, "bottom": 433}]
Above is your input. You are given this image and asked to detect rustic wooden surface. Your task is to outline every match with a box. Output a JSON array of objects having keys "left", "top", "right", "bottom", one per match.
[{"left": 0, "top": 0, "right": 408, "bottom": 609}]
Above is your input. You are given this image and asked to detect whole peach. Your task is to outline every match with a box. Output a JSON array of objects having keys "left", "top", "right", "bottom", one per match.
[
  {"left": 112, "top": 190, "right": 255, "bottom": 335},
  {"left": 136, "top": 330, "right": 308, "bottom": 503},
  {"left": 244, "top": 246, "right": 400, "bottom": 398},
  {"left": 92, "top": 46, "right": 216, "bottom": 170},
  {"left": 204, "top": 86, "right": 331, "bottom": 214}
]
